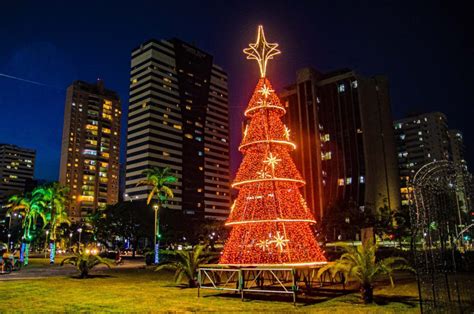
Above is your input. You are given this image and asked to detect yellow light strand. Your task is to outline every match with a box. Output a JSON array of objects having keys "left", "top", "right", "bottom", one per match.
[
  {"left": 239, "top": 139, "right": 296, "bottom": 151},
  {"left": 231, "top": 177, "right": 306, "bottom": 188},
  {"left": 225, "top": 218, "right": 317, "bottom": 226}
]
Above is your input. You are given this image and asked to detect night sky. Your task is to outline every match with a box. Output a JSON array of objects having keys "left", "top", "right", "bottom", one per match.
[{"left": 0, "top": 1, "right": 472, "bottom": 181}]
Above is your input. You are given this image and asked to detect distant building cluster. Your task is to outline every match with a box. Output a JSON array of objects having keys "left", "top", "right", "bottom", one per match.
[
  {"left": 0, "top": 144, "right": 36, "bottom": 205},
  {"left": 0, "top": 37, "right": 472, "bottom": 240},
  {"left": 394, "top": 113, "right": 471, "bottom": 218}
]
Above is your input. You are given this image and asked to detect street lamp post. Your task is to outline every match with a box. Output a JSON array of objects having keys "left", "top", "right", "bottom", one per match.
[
  {"left": 7, "top": 233, "right": 11, "bottom": 252},
  {"left": 69, "top": 232, "right": 73, "bottom": 252},
  {"left": 6, "top": 213, "right": 11, "bottom": 252},
  {"left": 44, "top": 230, "right": 49, "bottom": 258},
  {"left": 77, "top": 228, "right": 83, "bottom": 250},
  {"left": 153, "top": 204, "right": 160, "bottom": 264}
]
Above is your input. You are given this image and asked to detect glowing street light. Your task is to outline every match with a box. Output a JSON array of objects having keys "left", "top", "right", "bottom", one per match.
[
  {"left": 153, "top": 204, "right": 160, "bottom": 264},
  {"left": 44, "top": 230, "right": 50, "bottom": 258},
  {"left": 77, "top": 228, "right": 83, "bottom": 248},
  {"left": 69, "top": 232, "right": 73, "bottom": 251}
]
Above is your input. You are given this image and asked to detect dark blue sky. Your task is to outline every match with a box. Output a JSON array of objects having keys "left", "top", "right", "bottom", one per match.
[{"left": 0, "top": 1, "right": 472, "bottom": 181}]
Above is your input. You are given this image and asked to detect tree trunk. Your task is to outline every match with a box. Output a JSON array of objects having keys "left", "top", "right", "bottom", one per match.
[
  {"left": 189, "top": 278, "right": 198, "bottom": 288},
  {"left": 79, "top": 261, "right": 89, "bottom": 279},
  {"left": 81, "top": 269, "right": 88, "bottom": 279},
  {"left": 50, "top": 241, "right": 56, "bottom": 264},
  {"left": 19, "top": 241, "right": 26, "bottom": 263},
  {"left": 24, "top": 242, "right": 30, "bottom": 266},
  {"left": 360, "top": 284, "right": 373, "bottom": 303}
]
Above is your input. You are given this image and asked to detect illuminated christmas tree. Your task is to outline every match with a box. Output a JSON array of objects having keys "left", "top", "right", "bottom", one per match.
[{"left": 220, "top": 26, "right": 326, "bottom": 266}]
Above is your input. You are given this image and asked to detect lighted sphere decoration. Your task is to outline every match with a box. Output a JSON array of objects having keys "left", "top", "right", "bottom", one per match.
[{"left": 219, "top": 26, "right": 327, "bottom": 266}]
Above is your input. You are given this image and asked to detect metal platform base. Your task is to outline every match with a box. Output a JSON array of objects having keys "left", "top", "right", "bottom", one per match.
[{"left": 198, "top": 262, "right": 341, "bottom": 305}]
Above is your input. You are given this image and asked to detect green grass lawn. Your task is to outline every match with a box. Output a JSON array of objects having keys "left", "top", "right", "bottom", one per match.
[{"left": 0, "top": 266, "right": 419, "bottom": 313}]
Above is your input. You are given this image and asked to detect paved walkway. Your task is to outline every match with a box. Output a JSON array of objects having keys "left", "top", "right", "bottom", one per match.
[{"left": 0, "top": 259, "right": 145, "bottom": 281}]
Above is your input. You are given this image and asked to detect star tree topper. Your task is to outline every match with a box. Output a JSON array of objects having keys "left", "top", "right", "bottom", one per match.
[{"left": 243, "top": 25, "right": 281, "bottom": 78}]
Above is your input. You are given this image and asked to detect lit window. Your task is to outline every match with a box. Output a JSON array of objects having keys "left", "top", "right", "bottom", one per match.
[
  {"left": 198, "top": 151, "right": 203, "bottom": 156},
  {"left": 86, "top": 124, "right": 98, "bottom": 131},
  {"left": 346, "top": 177, "right": 352, "bottom": 184},
  {"left": 173, "top": 124, "right": 182, "bottom": 130},
  {"left": 185, "top": 133, "right": 193, "bottom": 139},
  {"left": 351, "top": 80, "right": 358, "bottom": 88},
  {"left": 400, "top": 134, "right": 406, "bottom": 140},
  {"left": 359, "top": 176, "right": 365, "bottom": 183},
  {"left": 321, "top": 151, "right": 332, "bottom": 160},
  {"left": 83, "top": 149, "right": 97, "bottom": 156},
  {"left": 163, "top": 152, "right": 170, "bottom": 156},
  {"left": 338, "top": 179, "right": 344, "bottom": 186},
  {"left": 338, "top": 84, "right": 345, "bottom": 92}
]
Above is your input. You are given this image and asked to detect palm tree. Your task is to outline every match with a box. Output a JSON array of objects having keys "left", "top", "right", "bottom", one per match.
[
  {"left": 136, "top": 167, "right": 176, "bottom": 264},
  {"left": 316, "top": 240, "right": 414, "bottom": 303},
  {"left": 155, "top": 245, "right": 216, "bottom": 287},
  {"left": 7, "top": 193, "right": 47, "bottom": 265},
  {"left": 33, "top": 183, "right": 71, "bottom": 264},
  {"left": 61, "top": 248, "right": 111, "bottom": 278}
]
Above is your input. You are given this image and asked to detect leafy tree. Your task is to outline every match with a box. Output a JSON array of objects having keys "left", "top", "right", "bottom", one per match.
[
  {"left": 322, "top": 200, "right": 373, "bottom": 242},
  {"left": 155, "top": 245, "right": 216, "bottom": 287},
  {"left": 137, "top": 167, "right": 177, "bottom": 263},
  {"left": 61, "top": 248, "right": 111, "bottom": 278},
  {"left": 136, "top": 167, "right": 176, "bottom": 206},
  {"left": 33, "top": 183, "right": 71, "bottom": 264},
  {"left": 7, "top": 193, "right": 47, "bottom": 265},
  {"left": 94, "top": 201, "right": 154, "bottom": 255},
  {"left": 317, "top": 240, "right": 414, "bottom": 303}
]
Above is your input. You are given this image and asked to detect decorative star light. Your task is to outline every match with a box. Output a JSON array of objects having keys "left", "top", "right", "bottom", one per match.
[
  {"left": 257, "top": 169, "right": 272, "bottom": 179},
  {"left": 283, "top": 125, "right": 291, "bottom": 140},
  {"left": 243, "top": 25, "right": 281, "bottom": 78},
  {"left": 269, "top": 231, "right": 290, "bottom": 252},
  {"left": 256, "top": 239, "right": 271, "bottom": 251},
  {"left": 259, "top": 84, "right": 274, "bottom": 98},
  {"left": 263, "top": 152, "right": 281, "bottom": 171}
]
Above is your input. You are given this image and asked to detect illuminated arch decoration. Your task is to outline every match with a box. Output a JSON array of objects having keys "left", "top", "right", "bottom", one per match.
[{"left": 219, "top": 26, "right": 326, "bottom": 266}]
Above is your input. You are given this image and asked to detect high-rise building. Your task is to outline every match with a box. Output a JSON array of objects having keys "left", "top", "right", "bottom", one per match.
[
  {"left": 447, "top": 129, "right": 472, "bottom": 222},
  {"left": 448, "top": 129, "right": 467, "bottom": 171},
  {"left": 394, "top": 112, "right": 450, "bottom": 208},
  {"left": 280, "top": 68, "right": 400, "bottom": 221},
  {"left": 0, "top": 144, "right": 36, "bottom": 204},
  {"left": 59, "top": 80, "right": 121, "bottom": 221},
  {"left": 125, "top": 39, "right": 230, "bottom": 220}
]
